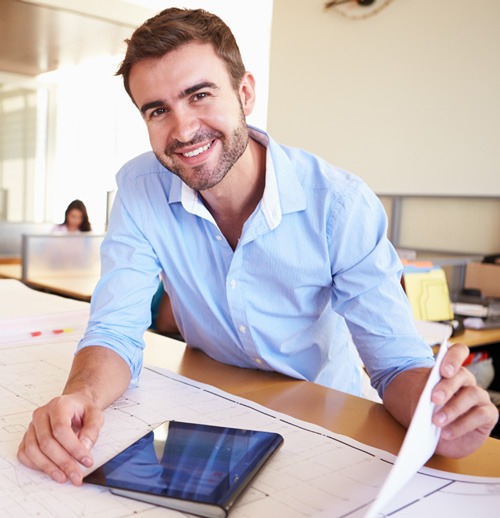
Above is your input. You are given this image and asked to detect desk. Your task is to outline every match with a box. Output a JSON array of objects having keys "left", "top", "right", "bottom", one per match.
[
  {"left": 1, "top": 276, "right": 497, "bottom": 475},
  {"left": 23, "top": 274, "right": 98, "bottom": 301},
  {"left": 0, "top": 262, "right": 22, "bottom": 279},
  {"left": 0, "top": 264, "right": 97, "bottom": 301},
  {"left": 144, "top": 332, "right": 500, "bottom": 478},
  {"left": 430, "top": 327, "right": 500, "bottom": 356},
  {"left": 5, "top": 263, "right": 497, "bottom": 346},
  {"left": 454, "top": 327, "right": 500, "bottom": 348},
  {"left": 1, "top": 279, "right": 499, "bottom": 517},
  {"left": 2, "top": 270, "right": 498, "bottom": 469}
]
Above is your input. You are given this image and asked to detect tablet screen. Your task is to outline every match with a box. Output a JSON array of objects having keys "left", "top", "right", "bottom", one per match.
[{"left": 84, "top": 420, "right": 283, "bottom": 506}]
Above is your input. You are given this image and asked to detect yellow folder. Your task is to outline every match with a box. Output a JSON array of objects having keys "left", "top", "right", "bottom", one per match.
[{"left": 403, "top": 268, "right": 454, "bottom": 322}]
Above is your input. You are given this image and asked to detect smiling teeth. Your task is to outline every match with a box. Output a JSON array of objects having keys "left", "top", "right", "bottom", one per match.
[{"left": 183, "top": 142, "right": 211, "bottom": 158}]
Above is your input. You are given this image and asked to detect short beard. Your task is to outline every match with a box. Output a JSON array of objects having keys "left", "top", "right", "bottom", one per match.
[{"left": 155, "top": 111, "right": 249, "bottom": 191}]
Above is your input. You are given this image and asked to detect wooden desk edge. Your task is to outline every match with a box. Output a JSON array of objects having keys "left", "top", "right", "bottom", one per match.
[
  {"left": 144, "top": 337, "right": 500, "bottom": 478},
  {"left": 23, "top": 277, "right": 95, "bottom": 302},
  {"left": 450, "top": 328, "right": 500, "bottom": 348}
]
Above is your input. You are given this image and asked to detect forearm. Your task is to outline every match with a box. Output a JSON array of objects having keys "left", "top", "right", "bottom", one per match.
[
  {"left": 63, "top": 346, "right": 132, "bottom": 410},
  {"left": 383, "top": 367, "right": 431, "bottom": 428}
]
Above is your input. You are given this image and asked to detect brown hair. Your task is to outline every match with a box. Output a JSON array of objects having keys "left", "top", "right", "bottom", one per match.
[
  {"left": 63, "top": 199, "right": 92, "bottom": 232},
  {"left": 116, "top": 8, "right": 246, "bottom": 100}
]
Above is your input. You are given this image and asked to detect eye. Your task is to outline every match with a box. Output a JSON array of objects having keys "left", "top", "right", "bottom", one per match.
[
  {"left": 192, "top": 92, "right": 209, "bottom": 102},
  {"left": 150, "top": 107, "right": 168, "bottom": 118},
  {"left": 143, "top": 106, "right": 169, "bottom": 122}
]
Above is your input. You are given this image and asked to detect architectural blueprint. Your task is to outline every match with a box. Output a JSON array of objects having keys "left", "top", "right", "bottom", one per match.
[
  {"left": 0, "top": 280, "right": 499, "bottom": 517},
  {"left": 0, "top": 337, "right": 498, "bottom": 517}
]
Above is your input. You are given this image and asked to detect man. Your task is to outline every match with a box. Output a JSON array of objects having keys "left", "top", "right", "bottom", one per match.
[{"left": 18, "top": 8, "right": 498, "bottom": 486}]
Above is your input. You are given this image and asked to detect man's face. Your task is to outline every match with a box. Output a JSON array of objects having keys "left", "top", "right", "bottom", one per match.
[{"left": 128, "top": 42, "right": 254, "bottom": 192}]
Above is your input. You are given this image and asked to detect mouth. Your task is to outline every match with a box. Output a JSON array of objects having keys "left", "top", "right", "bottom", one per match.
[{"left": 181, "top": 141, "right": 213, "bottom": 158}]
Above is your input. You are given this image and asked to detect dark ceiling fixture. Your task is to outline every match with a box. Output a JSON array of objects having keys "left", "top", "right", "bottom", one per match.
[
  {"left": 325, "top": 0, "right": 377, "bottom": 8},
  {"left": 324, "top": 0, "right": 394, "bottom": 20}
]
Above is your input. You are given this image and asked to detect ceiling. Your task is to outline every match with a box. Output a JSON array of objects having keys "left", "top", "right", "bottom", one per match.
[{"left": 0, "top": 0, "right": 135, "bottom": 76}]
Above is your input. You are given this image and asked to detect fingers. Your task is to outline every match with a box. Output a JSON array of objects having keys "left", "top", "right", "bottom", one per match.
[
  {"left": 430, "top": 342, "right": 499, "bottom": 458},
  {"left": 434, "top": 386, "right": 499, "bottom": 458},
  {"left": 53, "top": 399, "right": 103, "bottom": 463},
  {"left": 18, "top": 418, "right": 78, "bottom": 484},
  {"left": 432, "top": 342, "right": 474, "bottom": 408},
  {"left": 431, "top": 361, "right": 476, "bottom": 408},
  {"left": 433, "top": 383, "right": 493, "bottom": 433},
  {"left": 438, "top": 342, "right": 470, "bottom": 379},
  {"left": 17, "top": 395, "right": 103, "bottom": 485},
  {"left": 77, "top": 405, "right": 104, "bottom": 455}
]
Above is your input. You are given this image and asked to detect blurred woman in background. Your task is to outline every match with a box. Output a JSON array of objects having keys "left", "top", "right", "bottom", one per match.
[{"left": 52, "top": 199, "right": 92, "bottom": 233}]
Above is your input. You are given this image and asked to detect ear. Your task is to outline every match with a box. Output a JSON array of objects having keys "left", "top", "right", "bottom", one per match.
[{"left": 238, "top": 72, "right": 256, "bottom": 117}]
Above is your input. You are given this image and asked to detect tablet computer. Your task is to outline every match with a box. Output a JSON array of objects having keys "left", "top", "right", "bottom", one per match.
[{"left": 84, "top": 420, "right": 284, "bottom": 518}]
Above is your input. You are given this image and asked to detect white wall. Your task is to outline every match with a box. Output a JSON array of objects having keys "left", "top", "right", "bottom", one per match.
[{"left": 268, "top": 0, "right": 500, "bottom": 197}]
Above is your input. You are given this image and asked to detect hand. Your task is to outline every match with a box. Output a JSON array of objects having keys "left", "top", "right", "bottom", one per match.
[
  {"left": 431, "top": 342, "right": 499, "bottom": 458},
  {"left": 17, "top": 394, "right": 104, "bottom": 485}
]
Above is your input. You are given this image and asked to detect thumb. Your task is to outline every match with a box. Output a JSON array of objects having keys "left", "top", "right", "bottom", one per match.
[{"left": 78, "top": 405, "right": 104, "bottom": 455}]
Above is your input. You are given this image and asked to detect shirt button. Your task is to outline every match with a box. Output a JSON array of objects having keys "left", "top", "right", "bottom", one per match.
[
  {"left": 255, "top": 358, "right": 262, "bottom": 365},
  {"left": 239, "top": 325, "right": 246, "bottom": 333},
  {"left": 230, "top": 279, "right": 237, "bottom": 289},
  {"left": 215, "top": 235, "right": 223, "bottom": 241}
]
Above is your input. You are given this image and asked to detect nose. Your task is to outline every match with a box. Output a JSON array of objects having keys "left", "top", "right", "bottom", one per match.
[{"left": 169, "top": 106, "right": 200, "bottom": 144}]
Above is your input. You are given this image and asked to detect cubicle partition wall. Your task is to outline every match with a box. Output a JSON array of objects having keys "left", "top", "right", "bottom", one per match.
[
  {"left": 378, "top": 195, "right": 500, "bottom": 297},
  {"left": 21, "top": 233, "right": 104, "bottom": 281},
  {"left": 0, "top": 222, "right": 54, "bottom": 259},
  {"left": 105, "top": 190, "right": 116, "bottom": 230},
  {"left": 0, "top": 188, "right": 7, "bottom": 221}
]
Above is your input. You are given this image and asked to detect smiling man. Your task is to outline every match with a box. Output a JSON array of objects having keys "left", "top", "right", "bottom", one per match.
[
  {"left": 18, "top": 8, "right": 498, "bottom": 487},
  {"left": 135, "top": 52, "right": 252, "bottom": 193}
]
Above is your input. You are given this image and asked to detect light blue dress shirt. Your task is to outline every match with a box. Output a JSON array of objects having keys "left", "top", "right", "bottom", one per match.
[{"left": 78, "top": 127, "right": 434, "bottom": 397}]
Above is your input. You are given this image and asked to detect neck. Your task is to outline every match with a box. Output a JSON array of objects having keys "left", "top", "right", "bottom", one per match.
[{"left": 201, "top": 138, "right": 266, "bottom": 249}]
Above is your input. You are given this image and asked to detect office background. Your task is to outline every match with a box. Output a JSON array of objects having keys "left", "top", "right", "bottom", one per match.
[
  {"left": 267, "top": 0, "right": 500, "bottom": 256},
  {"left": 0, "top": 0, "right": 499, "bottom": 254},
  {"left": 0, "top": 0, "right": 273, "bottom": 229}
]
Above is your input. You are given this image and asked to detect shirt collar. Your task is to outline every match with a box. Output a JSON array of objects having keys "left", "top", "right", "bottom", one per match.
[
  {"left": 168, "top": 126, "right": 306, "bottom": 228},
  {"left": 249, "top": 127, "right": 281, "bottom": 230},
  {"left": 168, "top": 168, "right": 213, "bottom": 221}
]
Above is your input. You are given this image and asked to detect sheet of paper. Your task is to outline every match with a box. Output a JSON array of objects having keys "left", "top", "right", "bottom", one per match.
[
  {"left": 414, "top": 319, "right": 452, "bottom": 346},
  {"left": 364, "top": 330, "right": 451, "bottom": 518}
]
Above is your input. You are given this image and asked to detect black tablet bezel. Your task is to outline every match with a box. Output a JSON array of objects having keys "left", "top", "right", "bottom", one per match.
[{"left": 84, "top": 420, "right": 284, "bottom": 510}]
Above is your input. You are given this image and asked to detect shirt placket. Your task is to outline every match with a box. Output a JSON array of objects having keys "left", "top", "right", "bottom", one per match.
[{"left": 225, "top": 213, "right": 271, "bottom": 369}]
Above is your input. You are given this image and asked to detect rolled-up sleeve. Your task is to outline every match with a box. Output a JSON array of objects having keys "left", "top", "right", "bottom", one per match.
[
  {"left": 77, "top": 173, "right": 162, "bottom": 381},
  {"left": 328, "top": 180, "right": 435, "bottom": 397}
]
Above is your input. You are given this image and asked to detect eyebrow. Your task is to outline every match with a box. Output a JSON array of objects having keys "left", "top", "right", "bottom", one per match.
[
  {"left": 140, "top": 100, "right": 164, "bottom": 115},
  {"left": 139, "top": 82, "right": 219, "bottom": 115},
  {"left": 181, "top": 81, "right": 218, "bottom": 97}
]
